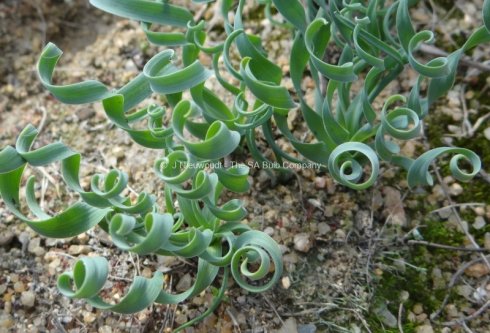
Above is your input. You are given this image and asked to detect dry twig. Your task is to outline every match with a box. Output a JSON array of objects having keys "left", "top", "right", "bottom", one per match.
[{"left": 407, "top": 240, "right": 490, "bottom": 253}]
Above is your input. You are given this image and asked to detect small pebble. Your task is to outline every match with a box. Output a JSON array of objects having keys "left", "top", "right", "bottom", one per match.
[
  {"left": 293, "top": 233, "right": 312, "bottom": 253},
  {"left": 281, "top": 276, "right": 291, "bottom": 289},
  {"left": 27, "top": 238, "right": 46, "bottom": 256},
  {"left": 263, "top": 227, "right": 275, "bottom": 236},
  {"left": 324, "top": 206, "right": 334, "bottom": 217},
  {"left": 68, "top": 245, "right": 83, "bottom": 255},
  {"left": 78, "top": 108, "right": 95, "bottom": 121},
  {"left": 174, "top": 313, "right": 188, "bottom": 325},
  {"left": 20, "top": 291, "right": 35, "bottom": 308},
  {"left": 416, "top": 313, "right": 427, "bottom": 323},
  {"left": 236, "top": 312, "right": 247, "bottom": 326},
  {"left": 413, "top": 303, "right": 423, "bottom": 315},
  {"left": 373, "top": 304, "right": 397, "bottom": 328},
  {"left": 298, "top": 323, "right": 317, "bottom": 333},
  {"left": 437, "top": 208, "right": 452, "bottom": 219},
  {"left": 457, "top": 285, "right": 473, "bottom": 297},
  {"left": 77, "top": 233, "right": 89, "bottom": 243},
  {"left": 141, "top": 267, "right": 152, "bottom": 278},
  {"left": 473, "top": 216, "right": 486, "bottom": 230},
  {"left": 0, "top": 315, "right": 14, "bottom": 329},
  {"left": 192, "top": 296, "right": 204, "bottom": 306},
  {"left": 317, "top": 222, "right": 331, "bottom": 235},
  {"left": 484, "top": 233, "right": 490, "bottom": 250},
  {"left": 474, "top": 206, "right": 485, "bottom": 216},
  {"left": 465, "top": 263, "right": 489, "bottom": 278},
  {"left": 83, "top": 312, "right": 97, "bottom": 324},
  {"left": 99, "top": 326, "right": 112, "bottom": 333},
  {"left": 314, "top": 177, "right": 325, "bottom": 189},
  {"left": 445, "top": 304, "right": 458, "bottom": 317},
  {"left": 13, "top": 281, "right": 25, "bottom": 293},
  {"left": 0, "top": 231, "right": 14, "bottom": 246},
  {"left": 399, "top": 290, "right": 409, "bottom": 302},
  {"left": 416, "top": 324, "right": 434, "bottom": 333},
  {"left": 176, "top": 273, "right": 192, "bottom": 292},
  {"left": 484, "top": 127, "right": 490, "bottom": 141},
  {"left": 334, "top": 229, "right": 346, "bottom": 241},
  {"left": 449, "top": 183, "right": 463, "bottom": 196}
]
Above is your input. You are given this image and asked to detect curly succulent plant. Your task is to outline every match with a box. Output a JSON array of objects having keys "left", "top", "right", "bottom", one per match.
[{"left": 1, "top": 0, "right": 489, "bottom": 330}]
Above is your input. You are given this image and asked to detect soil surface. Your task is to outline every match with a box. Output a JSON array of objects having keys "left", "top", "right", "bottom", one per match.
[{"left": 1, "top": 1, "right": 490, "bottom": 333}]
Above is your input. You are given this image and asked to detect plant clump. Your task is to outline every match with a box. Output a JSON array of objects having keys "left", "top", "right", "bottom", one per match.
[{"left": 1, "top": 0, "right": 490, "bottom": 330}]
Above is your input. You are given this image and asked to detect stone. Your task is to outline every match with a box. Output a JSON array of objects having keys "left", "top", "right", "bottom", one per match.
[
  {"left": 283, "top": 252, "right": 299, "bottom": 265},
  {"left": 192, "top": 295, "right": 204, "bottom": 306},
  {"left": 78, "top": 108, "right": 95, "bottom": 121},
  {"left": 307, "top": 199, "right": 322, "bottom": 210},
  {"left": 68, "top": 245, "right": 83, "bottom": 255},
  {"left": 77, "top": 233, "right": 89, "bottom": 243},
  {"left": 407, "top": 311, "right": 417, "bottom": 323},
  {"left": 334, "top": 229, "right": 346, "bottom": 241},
  {"left": 473, "top": 286, "right": 487, "bottom": 302},
  {"left": 431, "top": 268, "right": 445, "bottom": 289},
  {"left": 445, "top": 304, "right": 458, "bottom": 318},
  {"left": 449, "top": 183, "right": 463, "bottom": 196},
  {"left": 99, "top": 326, "right": 113, "bottom": 333},
  {"left": 401, "top": 140, "right": 416, "bottom": 157},
  {"left": 281, "top": 276, "right": 291, "bottom": 289},
  {"left": 355, "top": 210, "right": 372, "bottom": 231},
  {"left": 373, "top": 304, "right": 397, "bottom": 328},
  {"left": 399, "top": 291, "right": 409, "bottom": 303},
  {"left": 264, "top": 227, "right": 275, "bottom": 236},
  {"left": 457, "top": 285, "right": 473, "bottom": 298},
  {"left": 83, "top": 312, "right": 97, "bottom": 324},
  {"left": 324, "top": 206, "right": 334, "bottom": 217},
  {"left": 484, "top": 233, "right": 490, "bottom": 250},
  {"left": 438, "top": 208, "right": 452, "bottom": 219},
  {"left": 474, "top": 206, "right": 486, "bottom": 216},
  {"left": 0, "top": 231, "right": 14, "bottom": 246},
  {"left": 465, "top": 263, "right": 489, "bottom": 278},
  {"left": 416, "top": 324, "right": 434, "bottom": 333},
  {"left": 484, "top": 127, "right": 490, "bottom": 140},
  {"left": 20, "top": 291, "right": 35, "bottom": 308},
  {"left": 383, "top": 186, "right": 407, "bottom": 226},
  {"left": 265, "top": 210, "right": 276, "bottom": 221},
  {"left": 174, "top": 313, "right": 188, "bottom": 325},
  {"left": 13, "top": 281, "right": 25, "bottom": 293},
  {"left": 48, "top": 258, "right": 61, "bottom": 275},
  {"left": 314, "top": 177, "right": 326, "bottom": 189},
  {"left": 317, "top": 222, "right": 331, "bottom": 235},
  {"left": 298, "top": 324, "right": 317, "bottom": 333},
  {"left": 0, "top": 314, "right": 14, "bottom": 329},
  {"left": 17, "top": 231, "right": 31, "bottom": 252},
  {"left": 274, "top": 317, "right": 297, "bottom": 333},
  {"left": 124, "top": 59, "right": 137, "bottom": 71},
  {"left": 141, "top": 267, "right": 152, "bottom": 278},
  {"left": 28, "top": 238, "right": 45, "bottom": 256},
  {"left": 176, "top": 273, "right": 192, "bottom": 292},
  {"left": 473, "top": 216, "right": 486, "bottom": 230},
  {"left": 233, "top": 312, "right": 246, "bottom": 326},
  {"left": 416, "top": 313, "right": 428, "bottom": 322},
  {"left": 413, "top": 303, "right": 423, "bottom": 315},
  {"left": 293, "top": 233, "right": 312, "bottom": 253}
]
